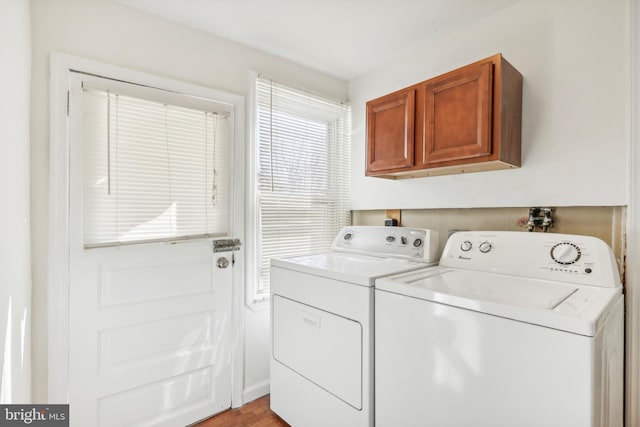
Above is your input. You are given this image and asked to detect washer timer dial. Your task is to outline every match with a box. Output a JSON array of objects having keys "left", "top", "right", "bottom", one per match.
[
  {"left": 550, "top": 242, "right": 582, "bottom": 265},
  {"left": 479, "top": 241, "right": 492, "bottom": 253}
]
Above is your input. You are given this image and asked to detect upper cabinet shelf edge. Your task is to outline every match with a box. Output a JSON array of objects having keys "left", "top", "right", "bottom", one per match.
[{"left": 365, "top": 53, "right": 523, "bottom": 179}]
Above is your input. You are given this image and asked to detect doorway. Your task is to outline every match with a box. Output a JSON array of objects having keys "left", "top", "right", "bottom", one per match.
[{"left": 48, "top": 54, "right": 245, "bottom": 426}]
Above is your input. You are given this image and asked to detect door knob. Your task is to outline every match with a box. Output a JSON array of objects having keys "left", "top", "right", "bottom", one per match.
[{"left": 216, "top": 257, "right": 230, "bottom": 269}]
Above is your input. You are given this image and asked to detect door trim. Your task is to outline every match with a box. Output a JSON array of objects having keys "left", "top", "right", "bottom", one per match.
[
  {"left": 628, "top": 0, "right": 639, "bottom": 425},
  {"left": 48, "top": 52, "right": 246, "bottom": 408}
]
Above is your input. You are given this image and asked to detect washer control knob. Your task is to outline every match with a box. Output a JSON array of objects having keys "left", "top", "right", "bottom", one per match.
[
  {"left": 401, "top": 236, "right": 408, "bottom": 245},
  {"left": 551, "top": 242, "right": 582, "bottom": 265},
  {"left": 460, "top": 241, "right": 473, "bottom": 252},
  {"left": 479, "top": 241, "right": 492, "bottom": 253},
  {"left": 386, "top": 235, "right": 396, "bottom": 243},
  {"left": 413, "top": 238, "right": 423, "bottom": 248},
  {"left": 344, "top": 232, "right": 353, "bottom": 241}
]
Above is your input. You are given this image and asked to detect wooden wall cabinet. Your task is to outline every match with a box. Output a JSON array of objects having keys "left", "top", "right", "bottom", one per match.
[
  {"left": 366, "top": 89, "right": 415, "bottom": 172},
  {"left": 365, "top": 54, "right": 523, "bottom": 179}
]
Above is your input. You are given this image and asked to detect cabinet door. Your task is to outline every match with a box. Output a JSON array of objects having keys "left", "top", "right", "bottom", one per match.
[
  {"left": 366, "top": 89, "right": 415, "bottom": 173},
  {"left": 421, "top": 61, "right": 493, "bottom": 166}
]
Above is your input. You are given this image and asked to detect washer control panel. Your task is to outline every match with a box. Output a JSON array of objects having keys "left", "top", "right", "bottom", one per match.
[
  {"left": 333, "top": 226, "right": 440, "bottom": 264},
  {"left": 441, "top": 231, "right": 620, "bottom": 288}
]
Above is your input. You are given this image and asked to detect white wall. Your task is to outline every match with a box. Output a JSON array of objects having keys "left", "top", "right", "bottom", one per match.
[
  {"left": 0, "top": 0, "right": 32, "bottom": 404},
  {"left": 30, "top": 0, "right": 347, "bottom": 403},
  {"left": 349, "top": 0, "right": 630, "bottom": 210},
  {"left": 242, "top": 305, "right": 271, "bottom": 402}
]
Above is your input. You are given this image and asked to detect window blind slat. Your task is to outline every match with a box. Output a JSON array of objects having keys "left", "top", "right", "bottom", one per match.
[
  {"left": 82, "top": 83, "right": 230, "bottom": 247},
  {"left": 255, "top": 77, "right": 351, "bottom": 298}
]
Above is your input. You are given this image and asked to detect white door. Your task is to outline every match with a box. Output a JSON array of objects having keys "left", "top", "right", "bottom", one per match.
[
  {"left": 68, "top": 243, "right": 234, "bottom": 427},
  {"left": 65, "top": 70, "right": 242, "bottom": 427}
]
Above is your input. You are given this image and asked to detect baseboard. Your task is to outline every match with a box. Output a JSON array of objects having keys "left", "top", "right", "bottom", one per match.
[{"left": 243, "top": 379, "right": 270, "bottom": 405}]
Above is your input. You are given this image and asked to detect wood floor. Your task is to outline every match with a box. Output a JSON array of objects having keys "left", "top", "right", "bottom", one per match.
[{"left": 195, "top": 395, "right": 290, "bottom": 427}]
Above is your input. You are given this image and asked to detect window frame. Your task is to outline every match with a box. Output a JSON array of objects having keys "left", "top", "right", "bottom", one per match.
[{"left": 245, "top": 74, "right": 351, "bottom": 308}]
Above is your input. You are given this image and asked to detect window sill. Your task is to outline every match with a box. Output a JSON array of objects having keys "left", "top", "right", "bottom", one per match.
[{"left": 245, "top": 298, "right": 270, "bottom": 312}]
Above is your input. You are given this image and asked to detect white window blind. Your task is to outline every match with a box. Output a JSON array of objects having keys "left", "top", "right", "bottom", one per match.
[
  {"left": 80, "top": 75, "right": 232, "bottom": 248},
  {"left": 255, "top": 77, "right": 351, "bottom": 300}
]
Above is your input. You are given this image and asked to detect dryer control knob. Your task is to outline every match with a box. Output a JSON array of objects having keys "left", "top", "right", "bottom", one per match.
[
  {"left": 479, "top": 241, "right": 492, "bottom": 253},
  {"left": 460, "top": 241, "right": 472, "bottom": 252},
  {"left": 413, "top": 238, "right": 423, "bottom": 248}
]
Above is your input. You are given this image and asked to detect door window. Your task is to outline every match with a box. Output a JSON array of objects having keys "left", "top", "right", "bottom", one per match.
[{"left": 79, "top": 74, "right": 233, "bottom": 248}]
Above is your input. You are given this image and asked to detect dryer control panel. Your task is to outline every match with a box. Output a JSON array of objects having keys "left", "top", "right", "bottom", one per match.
[
  {"left": 333, "top": 226, "right": 440, "bottom": 264},
  {"left": 440, "top": 231, "right": 621, "bottom": 288}
]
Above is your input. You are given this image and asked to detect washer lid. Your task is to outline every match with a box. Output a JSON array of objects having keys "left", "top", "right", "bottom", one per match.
[
  {"left": 376, "top": 267, "right": 622, "bottom": 336},
  {"left": 271, "top": 252, "right": 432, "bottom": 286},
  {"left": 402, "top": 268, "right": 579, "bottom": 310}
]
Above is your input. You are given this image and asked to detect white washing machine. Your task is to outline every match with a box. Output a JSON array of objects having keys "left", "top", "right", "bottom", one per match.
[
  {"left": 270, "top": 226, "right": 440, "bottom": 427},
  {"left": 375, "top": 231, "right": 624, "bottom": 427}
]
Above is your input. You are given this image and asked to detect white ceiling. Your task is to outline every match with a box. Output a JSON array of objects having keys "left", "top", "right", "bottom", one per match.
[{"left": 115, "top": 0, "right": 524, "bottom": 80}]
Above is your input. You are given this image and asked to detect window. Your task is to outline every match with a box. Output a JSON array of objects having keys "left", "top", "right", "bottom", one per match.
[
  {"left": 253, "top": 77, "right": 351, "bottom": 301},
  {"left": 79, "top": 74, "right": 233, "bottom": 248}
]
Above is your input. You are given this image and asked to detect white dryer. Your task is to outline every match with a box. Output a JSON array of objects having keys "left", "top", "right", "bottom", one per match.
[
  {"left": 270, "top": 226, "right": 440, "bottom": 427},
  {"left": 375, "top": 231, "right": 624, "bottom": 427}
]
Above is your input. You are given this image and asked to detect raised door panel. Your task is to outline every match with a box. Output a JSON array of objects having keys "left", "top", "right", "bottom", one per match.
[
  {"left": 421, "top": 61, "right": 493, "bottom": 166},
  {"left": 366, "top": 89, "right": 415, "bottom": 173}
]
